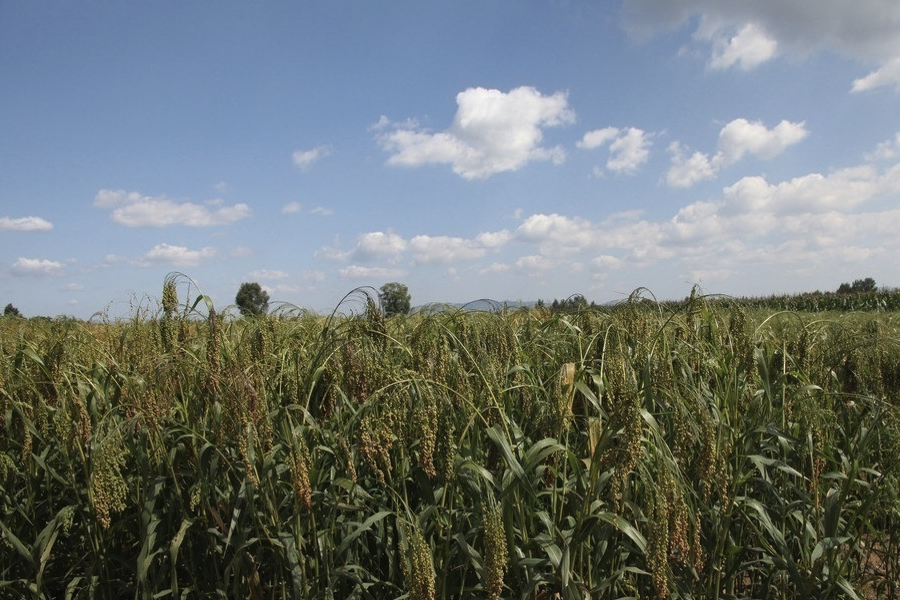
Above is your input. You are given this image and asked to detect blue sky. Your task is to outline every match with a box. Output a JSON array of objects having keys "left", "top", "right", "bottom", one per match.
[{"left": 2, "top": 1, "right": 900, "bottom": 318}]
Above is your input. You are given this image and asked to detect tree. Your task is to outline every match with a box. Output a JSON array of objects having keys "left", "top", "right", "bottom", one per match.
[
  {"left": 3, "top": 303, "right": 21, "bottom": 317},
  {"left": 852, "top": 277, "right": 877, "bottom": 293},
  {"left": 837, "top": 277, "right": 877, "bottom": 294},
  {"left": 236, "top": 282, "right": 270, "bottom": 317},
  {"left": 379, "top": 282, "right": 411, "bottom": 316}
]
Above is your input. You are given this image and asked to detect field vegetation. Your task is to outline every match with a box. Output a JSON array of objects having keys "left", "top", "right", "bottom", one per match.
[{"left": 2, "top": 276, "right": 900, "bottom": 599}]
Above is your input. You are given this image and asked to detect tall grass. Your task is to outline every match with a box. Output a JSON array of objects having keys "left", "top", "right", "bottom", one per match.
[{"left": 1, "top": 282, "right": 899, "bottom": 598}]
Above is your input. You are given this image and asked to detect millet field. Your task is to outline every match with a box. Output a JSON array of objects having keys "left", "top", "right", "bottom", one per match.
[{"left": 2, "top": 276, "right": 900, "bottom": 599}]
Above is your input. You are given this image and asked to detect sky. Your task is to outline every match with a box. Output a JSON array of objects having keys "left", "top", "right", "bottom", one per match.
[{"left": 2, "top": 1, "right": 900, "bottom": 318}]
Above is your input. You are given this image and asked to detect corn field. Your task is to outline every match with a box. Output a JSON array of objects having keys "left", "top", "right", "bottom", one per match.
[{"left": 2, "top": 278, "right": 900, "bottom": 599}]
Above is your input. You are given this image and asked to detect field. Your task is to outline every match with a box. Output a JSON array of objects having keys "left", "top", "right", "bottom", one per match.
[{"left": 2, "top": 280, "right": 900, "bottom": 599}]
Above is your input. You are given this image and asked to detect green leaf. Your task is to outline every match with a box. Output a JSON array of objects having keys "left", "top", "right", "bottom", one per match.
[{"left": 335, "top": 510, "right": 392, "bottom": 559}]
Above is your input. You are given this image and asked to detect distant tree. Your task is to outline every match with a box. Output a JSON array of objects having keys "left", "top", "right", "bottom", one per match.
[
  {"left": 235, "top": 282, "right": 270, "bottom": 317},
  {"left": 3, "top": 303, "right": 21, "bottom": 317},
  {"left": 852, "top": 277, "right": 877, "bottom": 293},
  {"left": 837, "top": 277, "right": 877, "bottom": 294},
  {"left": 548, "top": 294, "right": 592, "bottom": 313},
  {"left": 379, "top": 282, "right": 411, "bottom": 316}
]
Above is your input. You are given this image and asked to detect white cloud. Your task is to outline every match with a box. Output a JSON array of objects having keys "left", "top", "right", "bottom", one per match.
[
  {"left": 94, "top": 189, "right": 250, "bottom": 227},
  {"left": 354, "top": 231, "right": 408, "bottom": 261},
  {"left": 516, "top": 213, "right": 594, "bottom": 245},
  {"left": 852, "top": 56, "right": 900, "bottom": 92},
  {"left": 866, "top": 132, "right": 900, "bottom": 161},
  {"left": 667, "top": 119, "right": 808, "bottom": 187},
  {"left": 11, "top": 257, "right": 65, "bottom": 276},
  {"left": 622, "top": 1, "right": 900, "bottom": 88},
  {"left": 577, "top": 127, "right": 620, "bottom": 150},
  {"left": 717, "top": 118, "right": 809, "bottom": 163},
  {"left": 282, "top": 202, "right": 303, "bottom": 214},
  {"left": 592, "top": 255, "right": 625, "bottom": 270},
  {"left": 478, "top": 262, "right": 511, "bottom": 275},
  {"left": 292, "top": 145, "right": 332, "bottom": 170},
  {"left": 310, "top": 148, "right": 900, "bottom": 296},
  {"left": 339, "top": 265, "right": 407, "bottom": 279},
  {"left": 579, "top": 127, "right": 653, "bottom": 175},
  {"left": 505, "top": 149, "right": 900, "bottom": 285},
  {"left": 408, "top": 235, "right": 487, "bottom": 263},
  {"left": 476, "top": 230, "right": 513, "bottom": 248},
  {"left": 0, "top": 216, "right": 53, "bottom": 232},
  {"left": 666, "top": 142, "right": 717, "bottom": 188},
  {"left": 310, "top": 206, "right": 334, "bottom": 216},
  {"left": 516, "top": 213, "right": 598, "bottom": 257},
  {"left": 378, "top": 86, "right": 575, "bottom": 179},
  {"left": 722, "top": 165, "right": 888, "bottom": 215},
  {"left": 140, "top": 243, "right": 217, "bottom": 268},
  {"left": 608, "top": 128, "right": 653, "bottom": 174},
  {"left": 706, "top": 22, "right": 778, "bottom": 70},
  {"left": 322, "top": 228, "right": 511, "bottom": 267}
]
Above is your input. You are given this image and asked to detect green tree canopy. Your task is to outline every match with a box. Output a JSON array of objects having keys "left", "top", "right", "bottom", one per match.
[
  {"left": 837, "top": 277, "right": 877, "bottom": 294},
  {"left": 236, "top": 282, "right": 270, "bottom": 317},
  {"left": 3, "top": 303, "right": 21, "bottom": 317},
  {"left": 379, "top": 282, "right": 411, "bottom": 316}
]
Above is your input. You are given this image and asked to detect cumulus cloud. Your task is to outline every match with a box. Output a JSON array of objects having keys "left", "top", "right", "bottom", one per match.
[
  {"left": 515, "top": 254, "right": 558, "bottom": 273},
  {"left": 667, "top": 118, "right": 808, "bottom": 187},
  {"left": 320, "top": 227, "right": 513, "bottom": 268},
  {"left": 622, "top": 0, "right": 900, "bottom": 88},
  {"left": 592, "top": 255, "right": 625, "bottom": 270},
  {"left": 0, "top": 216, "right": 53, "bottom": 232},
  {"left": 579, "top": 127, "right": 653, "bottom": 175},
  {"left": 354, "top": 231, "right": 408, "bottom": 261},
  {"left": 476, "top": 230, "right": 513, "bottom": 248},
  {"left": 717, "top": 118, "right": 809, "bottom": 163},
  {"left": 667, "top": 142, "right": 718, "bottom": 188},
  {"left": 94, "top": 189, "right": 250, "bottom": 227},
  {"left": 577, "top": 127, "right": 620, "bottom": 150},
  {"left": 312, "top": 145, "right": 900, "bottom": 294},
  {"left": 292, "top": 145, "right": 332, "bottom": 170},
  {"left": 852, "top": 56, "right": 900, "bottom": 92},
  {"left": 377, "top": 86, "right": 575, "bottom": 179},
  {"left": 408, "top": 235, "right": 488, "bottom": 263},
  {"left": 305, "top": 134, "right": 900, "bottom": 298},
  {"left": 479, "top": 262, "right": 511, "bottom": 275},
  {"left": 510, "top": 138, "right": 900, "bottom": 282},
  {"left": 11, "top": 257, "right": 65, "bottom": 276},
  {"left": 282, "top": 202, "right": 303, "bottom": 214},
  {"left": 705, "top": 22, "right": 778, "bottom": 70},
  {"left": 866, "top": 132, "right": 900, "bottom": 161},
  {"left": 140, "top": 244, "right": 217, "bottom": 268},
  {"left": 722, "top": 165, "right": 888, "bottom": 215}
]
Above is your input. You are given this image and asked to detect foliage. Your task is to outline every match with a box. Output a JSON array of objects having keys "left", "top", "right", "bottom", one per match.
[
  {"left": 1, "top": 285, "right": 900, "bottom": 598},
  {"left": 838, "top": 277, "right": 877, "bottom": 294},
  {"left": 235, "top": 281, "right": 270, "bottom": 317},
  {"left": 3, "top": 303, "right": 20, "bottom": 317},
  {"left": 379, "top": 282, "right": 411, "bottom": 316},
  {"left": 539, "top": 294, "right": 599, "bottom": 313}
]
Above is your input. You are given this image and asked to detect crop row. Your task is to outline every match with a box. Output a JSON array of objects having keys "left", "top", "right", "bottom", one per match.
[{"left": 1, "top": 283, "right": 900, "bottom": 598}]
